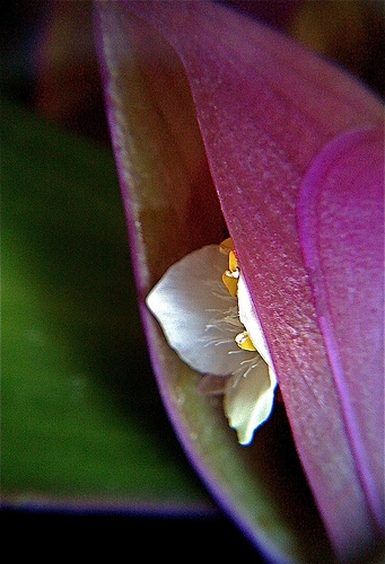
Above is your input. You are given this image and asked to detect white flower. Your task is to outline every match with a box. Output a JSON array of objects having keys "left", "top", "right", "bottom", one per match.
[{"left": 146, "top": 242, "right": 277, "bottom": 445}]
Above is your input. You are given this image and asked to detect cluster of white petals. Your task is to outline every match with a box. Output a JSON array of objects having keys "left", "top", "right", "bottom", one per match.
[{"left": 146, "top": 244, "right": 277, "bottom": 445}]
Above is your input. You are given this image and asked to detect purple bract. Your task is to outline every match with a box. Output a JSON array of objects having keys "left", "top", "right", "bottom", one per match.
[{"left": 96, "top": 1, "right": 384, "bottom": 561}]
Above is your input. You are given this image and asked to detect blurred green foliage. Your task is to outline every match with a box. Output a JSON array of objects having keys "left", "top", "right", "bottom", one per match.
[{"left": 1, "top": 100, "right": 208, "bottom": 510}]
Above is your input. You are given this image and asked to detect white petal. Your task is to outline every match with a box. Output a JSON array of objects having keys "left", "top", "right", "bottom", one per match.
[
  {"left": 237, "top": 274, "right": 273, "bottom": 367},
  {"left": 146, "top": 245, "right": 254, "bottom": 375},
  {"left": 224, "top": 360, "right": 277, "bottom": 445}
]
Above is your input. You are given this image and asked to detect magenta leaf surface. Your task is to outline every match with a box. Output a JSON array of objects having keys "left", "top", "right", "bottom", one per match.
[
  {"left": 97, "top": 1, "right": 384, "bottom": 560},
  {"left": 297, "top": 127, "right": 384, "bottom": 529}
]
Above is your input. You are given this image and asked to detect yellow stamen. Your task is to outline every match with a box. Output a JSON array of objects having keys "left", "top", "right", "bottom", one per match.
[
  {"left": 220, "top": 239, "right": 240, "bottom": 297},
  {"left": 235, "top": 331, "right": 256, "bottom": 352},
  {"left": 222, "top": 271, "right": 238, "bottom": 297},
  {"left": 228, "top": 250, "right": 238, "bottom": 273},
  {"left": 219, "top": 238, "right": 234, "bottom": 255}
]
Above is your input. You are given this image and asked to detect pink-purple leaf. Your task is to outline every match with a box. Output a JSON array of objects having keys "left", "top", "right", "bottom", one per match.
[
  {"left": 297, "top": 126, "right": 384, "bottom": 529},
  {"left": 97, "top": 0, "right": 384, "bottom": 559}
]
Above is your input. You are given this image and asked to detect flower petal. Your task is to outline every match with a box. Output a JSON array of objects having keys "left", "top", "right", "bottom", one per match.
[
  {"left": 147, "top": 244, "right": 254, "bottom": 376},
  {"left": 225, "top": 362, "right": 277, "bottom": 446},
  {"left": 237, "top": 274, "right": 273, "bottom": 367}
]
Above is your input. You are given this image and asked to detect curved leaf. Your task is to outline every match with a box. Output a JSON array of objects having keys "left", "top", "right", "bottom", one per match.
[
  {"left": 297, "top": 127, "right": 384, "bottom": 528},
  {"left": 96, "top": 1, "right": 383, "bottom": 560}
]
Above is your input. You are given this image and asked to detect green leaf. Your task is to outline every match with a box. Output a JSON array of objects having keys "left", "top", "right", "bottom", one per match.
[{"left": 1, "top": 99, "right": 209, "bottom": 511}]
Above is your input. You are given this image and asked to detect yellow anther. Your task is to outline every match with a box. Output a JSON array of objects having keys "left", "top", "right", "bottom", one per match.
[
  {"left": 228, "top": 250, "right": 239, "bottom": 273},
  {"left": 220, "top": 239, "right": 240, "bottom": 297},
  {"left": 219, "top": 238, "right": 234, "bottom": 255},
  {"left": 235, "top": 331, "right": 256, "bottom": 352},
  {"left": 222, "top": 271, "right": 238, "bottom": 297}
]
